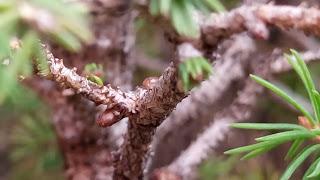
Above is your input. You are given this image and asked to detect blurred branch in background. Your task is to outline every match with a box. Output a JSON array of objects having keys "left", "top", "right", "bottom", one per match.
[
  {"left": 3, "top": 0, "right": 320, "bottom": 180},
  {"left": 151, "top": 42, "right": 270, "bottom": 178},
  {"left": 271, "top": 49, "right": 320, "bottom": 74},
  {"left": 149, "top": 34, "right": 255, "bottom": 172}
]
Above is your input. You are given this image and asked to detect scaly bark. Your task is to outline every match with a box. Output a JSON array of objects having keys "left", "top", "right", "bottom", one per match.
[{"left": 114, "top": 63, "right": 185, "bottom": 179}]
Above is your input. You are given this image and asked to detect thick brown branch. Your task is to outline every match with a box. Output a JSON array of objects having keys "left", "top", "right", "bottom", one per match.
[
  {"left": 135, "top": 64, "right": 185, "bottom": 125},
  {"left": 114, "top": 63, "right": 186, "bottom": 179},
  {"left": 44, "top": 43, "right": 187, "bottom": 179}
]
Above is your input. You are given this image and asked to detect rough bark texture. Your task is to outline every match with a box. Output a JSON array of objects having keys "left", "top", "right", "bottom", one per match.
[
  {"left": 53, "top": 96, "right": 113, "bottom": 180},
  {"left": 114, "top": 63, "right": 185, "bottom": 179},
  {"left": 26, "top": 2, "right": 320, "bottom": 180},
  {"left": 164, "top": 79, "right": 264, "bottom": 179},
  {"left": 151, "top": 35, "right": 276, "bottom": 180},
  {"left": 198, "top": 4, "right": 320, "bottom": 48},
  {"left": 45, "top": 48, "right": 137, "bottom": 111},
  {"left": 149, "top": 34, "right": 255, "bottom": 171},
  {"left": 30, "top": 0, "right": 136, "bottom": 179}
]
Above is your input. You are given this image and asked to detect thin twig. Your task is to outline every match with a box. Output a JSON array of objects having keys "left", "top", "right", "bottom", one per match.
[{"left": 45, "top": 47, "right": 138, "bottom": 113}]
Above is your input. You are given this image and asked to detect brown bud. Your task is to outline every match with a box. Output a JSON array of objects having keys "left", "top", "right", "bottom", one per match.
[
  {"left": 192, "top": 73, "right": 204, "bottom": 82},
  {"left": 151, "top": 168, "right": 181, "bottom": 180},
  {"left": 298, "top": 116, "right": 313, "bottom": 130},
  {"left": 177, "top": 80, "right": 185, "bottom": 93},
  {"left": 142, "top": 77, "right": 159, "bottom": 89},
  {"left": 96, "top": 109, "right": 120, "bottom": 127},
  {"left": 298, "top": 116, "right": 320, "bottom": 142}
]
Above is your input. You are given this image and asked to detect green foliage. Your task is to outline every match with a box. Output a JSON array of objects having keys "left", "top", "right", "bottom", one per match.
[
  {"left": 225, "top": 50, "right": 320, "bottom": 180},
  {"left": 179, "top": 56, "right": 212, "bottom": 91},
  {"left": 199, "top": 156, "right": 239, "bottom": 180},
  {"left": 87, "top": 75, "right": 104, "bottom": 86},
  {"left": 83, "top": 63, "right": 104, "bottom": 86},
  {"left": 149, "top": 0, "right": 225, "bottom": 38},
  {"left": 0, "top": 0, "right": 92, "bottom": 104},
  {"left": 250, "top": 75, "right": 314, "bottom": 124},
  {"left": 10, "top": 115, "right": 63, "bottom": 179},
  {"left": 199, "top": 155, "right": 280, "bottom": 180},
  {"left": 0, "top": 81, "right": 63, "bottom": 179}
]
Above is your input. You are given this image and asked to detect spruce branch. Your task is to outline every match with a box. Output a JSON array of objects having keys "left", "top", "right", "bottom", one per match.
[
  {"left": 153, "top": 77, "right": 263, "bottom": 179},
  {"left": 30, "top": 2, "right": 320, "bottom": 179},
  {"left": 44, "top": 47, "right": 138, "bottom": 114},
  {"left": 151, "top": 35, "right": 255, "bottom": 161},
  {"left": 42, "top": 46, "right": 188, "bottom": 179},
  {"left": 225, "top": 51, "right": 320, "bottom": 180},
  {"left": 113, "top": 63, "right": 186, "bottom": 179}
]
